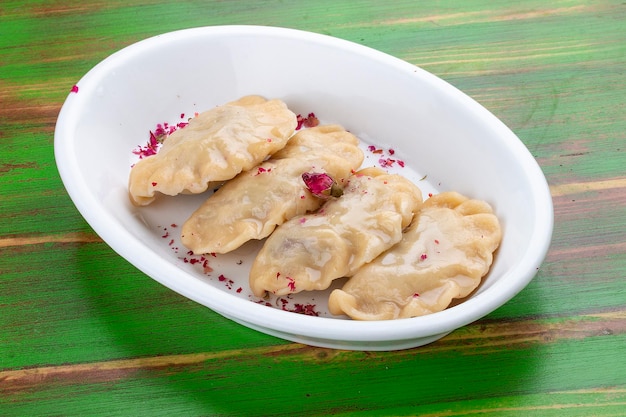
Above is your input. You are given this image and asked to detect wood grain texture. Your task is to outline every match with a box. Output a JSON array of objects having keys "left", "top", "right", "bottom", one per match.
[{"left": 1, "top": 0, "right": 625, "bottom": 415}]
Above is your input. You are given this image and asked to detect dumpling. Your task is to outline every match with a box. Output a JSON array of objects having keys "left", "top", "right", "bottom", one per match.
[
  {"left": 181, "top": 125, "right": 364, "bottom": 254},
  {"left": 328, "top": 192, "right": 502, "bottom": 320},
  {"left": 249, "top": 167, "right": 423, "bottom": 297},
  {"left": 128, "top": 95, "right": 297, "bottom": 206}
]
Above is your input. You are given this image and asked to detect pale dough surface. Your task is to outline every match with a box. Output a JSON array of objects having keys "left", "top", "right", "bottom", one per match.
[
  {"left": 249, "top": 167, "right": 422, "bottom": 297},
  {"left": 181, "top": 125, "right": 364, "bottom": 254},
  {"left": 328, "top": 192, "right": 502, "bottom": 320},
  {"left": 128, "top": 95, "right": 297, "bottom": 206}
]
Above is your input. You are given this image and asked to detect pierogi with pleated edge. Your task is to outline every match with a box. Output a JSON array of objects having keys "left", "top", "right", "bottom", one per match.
[
  {"left": 128, "top": 95, "right": 297, "bottom": 206},
  {"left": 328, "top": 191, "right": 502, "bottom": 320},
  {"left": 181, "top": 125, "right": 364, "bottom": 254},
  {"left": 249, "top": 167, "right": 423, "bottom": 297}
]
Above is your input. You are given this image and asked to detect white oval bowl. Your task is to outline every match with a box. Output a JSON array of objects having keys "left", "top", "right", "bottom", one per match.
[{"left": 54, "top": 25, "right": 553, "bottom": 351}]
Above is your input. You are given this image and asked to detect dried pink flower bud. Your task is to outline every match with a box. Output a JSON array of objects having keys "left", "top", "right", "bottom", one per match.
[{"left": 302, "top": 172, "right": 343, "bottom": 199}]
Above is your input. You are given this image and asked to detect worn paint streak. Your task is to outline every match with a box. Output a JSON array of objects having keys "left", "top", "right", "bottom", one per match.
[
  {"left": 550, "top": 178, "right": 626, "bottom": 197},
  {"left": 0, "top": 83, "right": 63, "bottom": 125},
  {"left": 0, "top": 232, "right": 102, "bottom": 248},
  {"left": 26, "top": 1, "right": 111, "bottom": 16},
  {"left": 0, "top": 162, "right": 38, "bottom": 174},
  {"left": 418, "top": 401, "right": 626, "bottom": 417},
  {"left": 547, "top": 241, "right": 626, "bottom": 259},
  {"left": 347, "top": 5, "right": 591, "bottom": 28},
  {"left": 488, "top": 5, "right": 590, "bottom": 22},
  {"left": 421, "top": 46, "right": 617, "bottom": 68},
  {"left": 553, "top": 387, "right": 626, "bottom": 394},
  {"left": 442, "top": 312, "right": 626, "bottom": 348},
  {"left": 413, "top": 41, "right": 601, "bottom": 62},
  {"left": 0, "top": 344, "right": 304, "bottom": 392}
]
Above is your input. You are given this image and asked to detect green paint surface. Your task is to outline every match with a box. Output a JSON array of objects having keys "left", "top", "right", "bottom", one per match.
[{"left": 1, "top": 0, "right": 625, "bottom": 415}]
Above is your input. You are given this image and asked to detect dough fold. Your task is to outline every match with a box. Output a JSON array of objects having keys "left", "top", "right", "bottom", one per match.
[
  {"left": 181, "top": 125, "right": 364, "bottom": 254},
  {"left": 249, "top": 167, "right": 422, "bottom": 297},
  {"left": 128, "top": 95, "right": 297, "bottom": 205},
  {"left": 328, "top": 192, "right": 502, "bottom": 320}
]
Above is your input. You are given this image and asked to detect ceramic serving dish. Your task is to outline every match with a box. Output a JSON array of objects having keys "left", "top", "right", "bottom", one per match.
[{"left": 54, "top": 25, "right": 553, "bottom": 350}]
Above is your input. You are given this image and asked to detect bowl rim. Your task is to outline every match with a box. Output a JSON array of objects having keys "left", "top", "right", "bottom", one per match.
[{"left": 54, "top": 25, "right": 554, "bottom": 345}]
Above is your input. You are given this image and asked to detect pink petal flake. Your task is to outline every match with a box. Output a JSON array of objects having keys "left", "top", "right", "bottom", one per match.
[
  {"left": 379, "top": 158, "right": 396, "bottom": 168},
  {"left": 296, "top": 112, "right": 319, "bottom": 130},
  {"left": 255, "top": 166, "right": 272, "bottom": 176},
  {"left": 70, "top": 85, "right": 79, "bottom": 93}
]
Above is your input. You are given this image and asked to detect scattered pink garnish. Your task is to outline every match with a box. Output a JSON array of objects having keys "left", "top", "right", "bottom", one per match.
[
  {"left": 367, "top": 146, "right": 405, "bottom": 169},
  {"left": 132, "top": 115, "right": 190, "bottom": 159}
]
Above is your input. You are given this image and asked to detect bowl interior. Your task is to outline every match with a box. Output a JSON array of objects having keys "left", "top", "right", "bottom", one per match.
[{"left": 55, "top": 26, "right": 553, "bottom": 350}]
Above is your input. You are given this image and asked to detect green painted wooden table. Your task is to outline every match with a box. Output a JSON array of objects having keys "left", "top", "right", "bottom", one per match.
[{"left": 2, "top": 1, "right": 625, "bottom": 415}]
